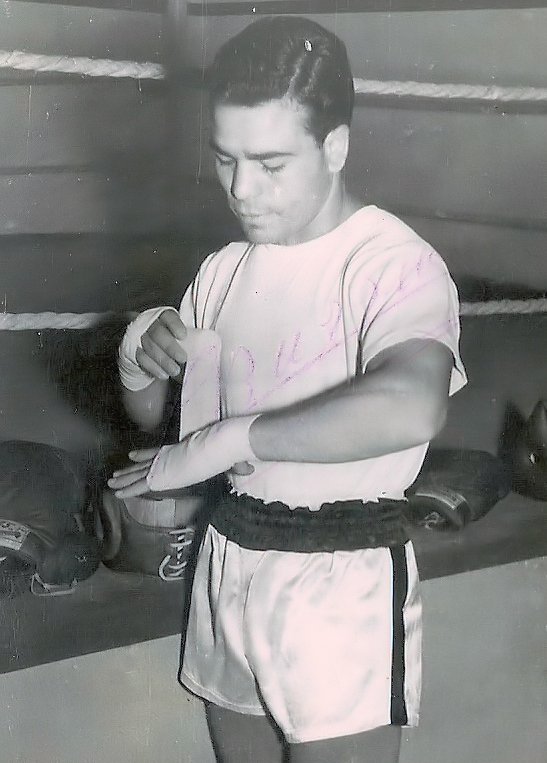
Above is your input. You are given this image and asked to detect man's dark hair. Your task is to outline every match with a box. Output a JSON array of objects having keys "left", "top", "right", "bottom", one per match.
[{"left": 207, "top": 16, "right": 354, "bottom": 144}]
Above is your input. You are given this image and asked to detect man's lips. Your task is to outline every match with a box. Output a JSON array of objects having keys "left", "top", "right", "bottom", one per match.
[{"left": 233, "top": 207, "right": 271, "bottom": 219}]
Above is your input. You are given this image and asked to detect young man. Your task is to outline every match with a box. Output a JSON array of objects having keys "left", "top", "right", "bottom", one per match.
[{"left": 109, "top": 16, "right": 466, "bottom": 763}]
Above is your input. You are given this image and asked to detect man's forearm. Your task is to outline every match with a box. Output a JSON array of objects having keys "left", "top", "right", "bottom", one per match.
[
  {"left": 249, "top": 340, "right": 453, "bottom": 464},
  {"left": 122, "top": 379, "right": 170, "bottom": 433}
]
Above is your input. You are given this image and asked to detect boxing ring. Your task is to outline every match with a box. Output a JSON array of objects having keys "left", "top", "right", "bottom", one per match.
[{"left": 0, "top": 5, "right": 546, "bottom": 763}]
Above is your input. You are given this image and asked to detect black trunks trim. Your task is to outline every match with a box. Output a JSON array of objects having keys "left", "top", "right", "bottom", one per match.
[{"left": 209, "top": 492, "right": 410, "bottom": 553}]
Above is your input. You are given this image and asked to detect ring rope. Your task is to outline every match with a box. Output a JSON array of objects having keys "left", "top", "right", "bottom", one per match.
[
  {"left": 0, "top": 312, "right": 111, "bottom": 331},
  {"left": 353, "top": 78, "right": 547, "bottom": 103},
  {"left": 1, "top": 49, "right": 547, "bottom": 104},
  {"left": 1, "top": 298, "right": 547, "bottom": 331},
  {"left": 0, "top": 50, "right": 165, "bottom": 80},
  {"left": 459, "top": 298, "right": 547, "bottom": 317}
]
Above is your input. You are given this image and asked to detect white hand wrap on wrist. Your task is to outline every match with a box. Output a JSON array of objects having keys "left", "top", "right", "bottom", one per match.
[
  {"left": 118, "top": 307, "right": 179, "bottom": 391},
  {"left": 145, "top": 414, "right": 260, "bottom": 492}
]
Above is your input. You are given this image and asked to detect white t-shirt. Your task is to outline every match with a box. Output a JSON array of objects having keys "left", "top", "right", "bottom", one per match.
[{"left": 179, "top": 206, "right": 466, "bottom": 509}]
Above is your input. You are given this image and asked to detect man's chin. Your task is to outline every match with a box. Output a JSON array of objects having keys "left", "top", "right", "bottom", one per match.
[
  {"left": 245, "top": 231, "right": 274, "bottom": 244},
  {"left": 240, "top": 224, "right": 275, "bottom": 245},
  {"left": 234, "top": 213, "right": 275, "bottom": 244}
]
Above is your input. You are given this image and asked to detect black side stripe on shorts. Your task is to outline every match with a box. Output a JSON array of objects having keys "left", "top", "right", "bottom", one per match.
[{"left": 390, "top": 545, "right": 409, "bottom": 726}]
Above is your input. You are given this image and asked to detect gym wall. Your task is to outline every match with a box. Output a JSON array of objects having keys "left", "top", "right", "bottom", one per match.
[
  {"left": 174, "top": 1, "right": 547, "bottom": 290},
  {"left": 0, "top": 8, "right": 546, "bottom": 763},
  {"left": 0, "top": 1, "right": 546, "bottom": 453},
  {"left": 1, "top": 1, "right": 546, "bottom": 290}
]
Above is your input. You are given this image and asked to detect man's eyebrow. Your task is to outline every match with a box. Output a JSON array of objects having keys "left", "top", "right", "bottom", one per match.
[
  {"left": 209, "top": 141, "right": 294, "bottom": 161},
  {"left": 246, "top": 151, "right": 294, "bottom": 161}
]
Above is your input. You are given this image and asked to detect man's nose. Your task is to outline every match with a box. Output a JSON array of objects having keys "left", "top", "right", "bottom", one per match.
[{"left": 230, "top": 162, "right": 258, "bottom": 201}]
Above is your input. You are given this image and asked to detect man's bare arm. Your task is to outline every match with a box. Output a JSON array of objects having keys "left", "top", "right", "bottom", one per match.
[
  {"left": 249, "top": 339, "right": 453, "bottom": 462},
  {"left": 110, "top": 338, "right": 453, "bottom": 497},
  {"left": 122, "top": 380, "right": 171, "bottom": 433},
  {"left": 119, "top": 308, "right": 187, "bottom": 432}
]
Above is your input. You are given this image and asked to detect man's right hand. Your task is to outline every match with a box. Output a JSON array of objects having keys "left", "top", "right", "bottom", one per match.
[{"left": 136, "top": 310, "right": 189, "bottom": 382}]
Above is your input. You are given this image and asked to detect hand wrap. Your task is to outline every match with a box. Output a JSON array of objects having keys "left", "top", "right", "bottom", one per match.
[
  {"left": 146, "top": 415, "right": 260, "bottom": 492},
  {"left": 118, "top": 306, "right": 179, "bottom": 391}
]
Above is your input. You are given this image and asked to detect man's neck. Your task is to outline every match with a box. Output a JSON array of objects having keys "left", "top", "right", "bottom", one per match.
[{"left": 291, "top": 183, "right": 361, "bottom": 245}]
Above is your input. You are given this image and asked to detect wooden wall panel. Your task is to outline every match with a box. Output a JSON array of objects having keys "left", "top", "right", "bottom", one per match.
[
  {"left": 0, "top": 2, "right": 164, "bottom": 61},
  {"left": 172, "top": 4, "right": 547, "bottom": 287},
  {"left": 0, "top": 82, "right": 166, "bottom": 166},
  {"left": 176, "top": 6, "right": 547, "bottom": 87},
  {"left": 347, "top": 108, "right": 547, "bottom": 226},
  {"left": 0, "top": 169, "right": 172, "bottom": 235},
  {"left": 0, "top": 2, "right": 168, "bottom": 234}
]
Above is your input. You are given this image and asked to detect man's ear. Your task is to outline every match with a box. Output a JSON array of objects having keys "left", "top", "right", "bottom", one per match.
[{"left": 324, "top": 124, "right": 350, "bottom": 173}]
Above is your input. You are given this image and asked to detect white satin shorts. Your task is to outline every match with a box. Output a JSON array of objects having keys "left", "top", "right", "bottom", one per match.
[{"left": 180, "top": 524, "right": 422, "bottom": 744}]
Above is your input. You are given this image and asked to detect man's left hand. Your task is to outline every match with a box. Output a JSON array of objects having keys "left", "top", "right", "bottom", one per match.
[{"left": 108, "top": 415, "right": 259, "bottom": 498}]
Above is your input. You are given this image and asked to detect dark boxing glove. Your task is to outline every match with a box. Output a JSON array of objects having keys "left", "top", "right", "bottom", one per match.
[
  {"left": 500, "top": 400, "right": 547, "bottom": 501},
  {"left": 405, "top": 448, "right": 511, "bottom": 530},
  {"left": 0, "top": 441, "right": 100, "bottom": 596}
]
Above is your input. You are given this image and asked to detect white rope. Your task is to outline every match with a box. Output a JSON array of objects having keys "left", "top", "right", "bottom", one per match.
[
  {"left": 459, "top": 298, "right": 547, "bottom": 317},
  {"left": 353, "top": 78, "right": 547, "bottom": 103},
  {"left": 0, "top": 312, "right": 110, "bottom": 331},
  {"left": 0, "top": 50, "right": 165, "bottom": 80},
  {"left": 1, "top": 299, "right": 547, "bottom": 331},
  {"left": 1, "top": 49, "right": 547, "bottom": 104}
]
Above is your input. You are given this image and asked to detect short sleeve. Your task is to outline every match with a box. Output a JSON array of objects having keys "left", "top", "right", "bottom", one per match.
[
  {"left": 177, "top": 249, "right": 219, "bottom": 329},
  {"left": 177, "top": 244, "right": 251, "bottom": 330},
  {"left": 347, "top": 243, "right": 467, "bottom": 396}
]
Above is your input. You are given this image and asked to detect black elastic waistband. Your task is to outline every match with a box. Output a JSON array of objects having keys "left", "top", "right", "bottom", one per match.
[{"left": 209, "top": 492, "right": 409, "bottom": 553}]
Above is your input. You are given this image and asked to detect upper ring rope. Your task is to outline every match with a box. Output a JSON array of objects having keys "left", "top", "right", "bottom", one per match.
[
  {"left": 353, "top": 78, "right": 547, "bottom": 103},
  {"left": 1, "top": 48, "right": 547, "bottom": 104},
  {"left": 0, "top": 50, "right": 165, "bottom": 80},
  {"left": 1, "top": 298, "right": 547, "bottom": 331}
]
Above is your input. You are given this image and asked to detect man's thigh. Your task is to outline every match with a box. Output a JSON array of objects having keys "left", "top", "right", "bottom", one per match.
[
  {"left": 205, "top": 704, "right": 401, "bottom": 763},
  {"left": 289, "top": 725, "right": 402, "bottom": 763},
  {"left": 205, "top": 703, "right": 286, "bottom": 763}
]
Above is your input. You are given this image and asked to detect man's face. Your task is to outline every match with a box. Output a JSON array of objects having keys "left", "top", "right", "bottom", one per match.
[{"left": 210, "top": 99, "right": 341, "bottom": 246}]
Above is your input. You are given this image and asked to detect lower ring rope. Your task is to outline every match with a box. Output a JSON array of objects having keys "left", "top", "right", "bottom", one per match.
[
  {"left": 0, "top": 312, "right": 111, "bottom": 331},
  {"left": 1, "top": 299, "right": 547, "bottom": 331},
  {"left": 459, "top": 298, "right": 547, "bottom": 317}
]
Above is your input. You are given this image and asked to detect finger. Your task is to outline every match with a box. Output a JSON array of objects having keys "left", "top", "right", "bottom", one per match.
[
  {"left": 128, "top": 448, "right": 160, "bottom": 462},
  {"left": 136, "top": 334, "right": 186, "bottom": 377},
  {"left": 110, "top": 457, "right": 155, "bottom": 478},
  {"left": 133, "top": 347, "right": 171, "bottom": 380},
  {"left": 158, "top": 310, "right": 187, "bottom": 341},
  {"left": 112, "top": 477, "right": 151, "bottom": 499},
  {"left": 108, "top": 465, "right": 151, "bottom": 488},
  {"left": 229, "top": 461, "right": 255, "bottom": 476},
  {"left": 108, "top": 472, "right": 148, "bottom": 491},
  {"left": 145, "top": 321, "right": 188, "bottom": 367}
]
